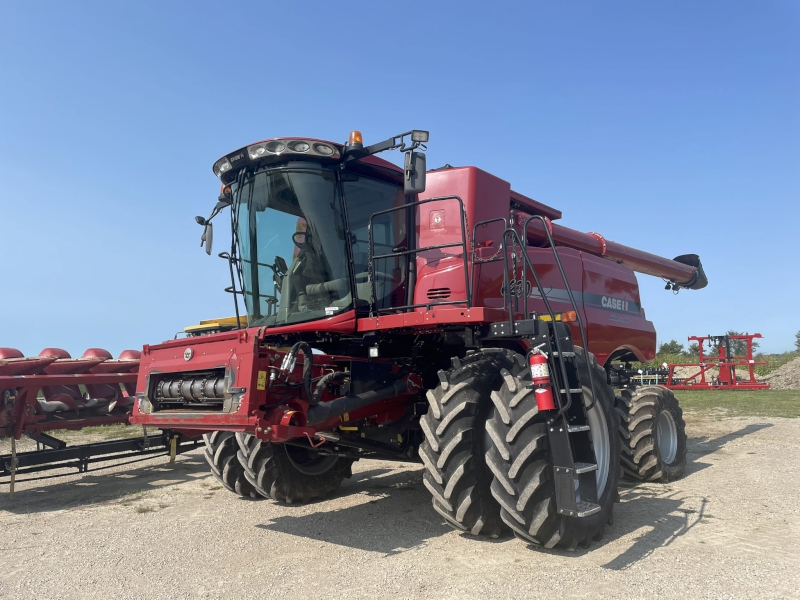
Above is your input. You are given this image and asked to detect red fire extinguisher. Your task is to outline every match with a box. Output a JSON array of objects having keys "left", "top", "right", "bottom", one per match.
[{"left": 529, "top": 351, "right": 556, "bottom": 411}]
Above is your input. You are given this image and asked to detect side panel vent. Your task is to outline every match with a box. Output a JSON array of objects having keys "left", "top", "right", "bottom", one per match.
[{"left": 427, "top": 287, "right": 451, "bottom": 300}]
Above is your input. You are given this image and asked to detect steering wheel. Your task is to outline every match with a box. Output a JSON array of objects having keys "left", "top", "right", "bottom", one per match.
[{"left": 293, "top": 231, "right": 311, "bottom": 250}]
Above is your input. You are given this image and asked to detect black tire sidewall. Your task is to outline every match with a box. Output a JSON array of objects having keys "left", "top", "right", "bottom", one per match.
[{"left": 654, "top": 388, "right": 687, "bottom": 479}]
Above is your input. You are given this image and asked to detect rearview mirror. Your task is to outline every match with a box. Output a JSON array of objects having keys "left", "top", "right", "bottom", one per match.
[
  {"left": 200, "top": 222, "right": 213, "bottom": 255},
  {"left": 274, "top": 256, "right": 288, "bottom": 275},
  {"left": 404, "top": 151, "right": 426, "bottom": 195}
]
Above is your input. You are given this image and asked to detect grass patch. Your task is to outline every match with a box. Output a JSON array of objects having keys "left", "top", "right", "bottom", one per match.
[
  {"left": 135, "top": 505, "right": 156, "bottom": 514},
  {"left": 119, "top": 491, "right": 149, "bottom": 507},
  {"left": 675, "top": 389, "right": 800, "bottom": 419},
  {"left": 54, "top": 424, "right": 161, "bottom": 441}
]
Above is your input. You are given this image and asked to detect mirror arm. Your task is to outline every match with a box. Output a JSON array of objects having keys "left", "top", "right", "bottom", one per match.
[{"left": 346, "top": 131, "right": 429, "bottom": 160}]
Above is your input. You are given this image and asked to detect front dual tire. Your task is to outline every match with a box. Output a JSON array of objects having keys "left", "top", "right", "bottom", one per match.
[
  {"left": 484, "top": 347, "right": 619, "bottom": 548},
  {"left": 202, "top": 432, "right": 353, "bottom": 503},
  {"left": 420, "top": 347, "right": 620, "bottom": 549}
]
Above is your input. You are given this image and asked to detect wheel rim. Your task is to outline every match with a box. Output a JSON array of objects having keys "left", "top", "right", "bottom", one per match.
[
  {"left": 656, "top": 410, "right": 678, "bottom": 464},
  {"left": 585, "top": 391, "right": 610, "bottom": 497},
  {"left": 285, "top": 444, "right": 338, "bottom": 476}
]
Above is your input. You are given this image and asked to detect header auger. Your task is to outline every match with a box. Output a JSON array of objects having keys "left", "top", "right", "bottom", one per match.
[{"left": 4, "top": 129, "right": 707, "bottom": 550}]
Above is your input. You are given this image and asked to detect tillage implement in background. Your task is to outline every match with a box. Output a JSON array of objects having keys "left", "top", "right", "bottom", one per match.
[
  {"left": 622, "top": 333, "right": 769, "bottom": 390},
  {"left": 3, "top": 129, "right": 708, "bottom": 549}
]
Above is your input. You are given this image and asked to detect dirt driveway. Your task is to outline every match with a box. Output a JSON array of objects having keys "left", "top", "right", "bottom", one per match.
[{"left": 1, "top": 415, "right": 798, "bottom": 599}]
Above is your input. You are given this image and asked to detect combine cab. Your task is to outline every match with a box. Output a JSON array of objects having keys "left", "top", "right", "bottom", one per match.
[{"left": 122, "top": 129, "right": 708, "bottom": 548}]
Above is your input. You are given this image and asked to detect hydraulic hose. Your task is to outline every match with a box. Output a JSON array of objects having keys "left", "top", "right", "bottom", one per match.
[
  {"left": 306, "top": 378, "right": 408, "bottom": 426},
  {"left": 278, "top": 342, "right": 313, "bottom": 403},
  {"left": 310, "top": 371, "right": 349, "bottom": 405}
]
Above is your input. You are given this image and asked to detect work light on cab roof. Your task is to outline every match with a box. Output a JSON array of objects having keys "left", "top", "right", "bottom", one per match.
[
  {"left": 212, "top": 138, "right": 341, "bottom": 179},
  {"left": 211, "top": 129, "right": 430, "bottom": 181}
]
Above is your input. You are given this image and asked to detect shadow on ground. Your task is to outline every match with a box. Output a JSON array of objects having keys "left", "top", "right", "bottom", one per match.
[
  {"left": 0, "top": 450, "right": 209, "bottom": 514},
  {"left": 592, "top": 422, "right": 771, "bottom": 569},
  {"left": 684, "top": 422, "right": 772, "bottom": 476},
  {"left": 260, "top": 422, "right": 772, "bottom": 560},
  {"left": 257, "top": 465, "right": 454, "bottom": 556},
  {"left": 1, "top": 422, "right": 773, "bottom": 564}
]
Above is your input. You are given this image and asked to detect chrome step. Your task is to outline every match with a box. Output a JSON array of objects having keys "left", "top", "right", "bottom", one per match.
[
  {"left": 552, "top": 351, "right": 576, "bottom": 358},
  {"left": 576, "top": 501, "right": 601, "bottom": 517},
  {"left": 574, "top": 462, "right": 598, "bottom": 474},
  {"left": 567, "top": 425, "right": 590, "bottom": 433},
  {"left": 559, "top": 388, "right": 584, "bottom": 394}
]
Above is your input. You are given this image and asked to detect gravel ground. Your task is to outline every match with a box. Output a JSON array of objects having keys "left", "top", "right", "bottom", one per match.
[{"left": 1, "top": 415, "right": 799, "bottom": 600}]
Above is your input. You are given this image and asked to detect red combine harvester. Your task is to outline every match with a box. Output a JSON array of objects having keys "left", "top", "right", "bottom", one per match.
[
  {"left": 665, "top": 334, "right": 769, "bottom": 390},
  {"left": 117, "top": 129, "right": 708, "bottom": 548}
]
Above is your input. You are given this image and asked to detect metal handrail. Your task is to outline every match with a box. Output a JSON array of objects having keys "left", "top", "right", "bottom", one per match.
[
  {"left": 471, "top": 217, "right": 508, "bottom": 311},
  {"left": 520, "top": 215, "right": 597, "bottom": 415},
  {"left": 499, "top": 227, "right": 574, "bottom": 416},
  {"left": 368, "top": 196, "right": 471, "bottom": 314}
]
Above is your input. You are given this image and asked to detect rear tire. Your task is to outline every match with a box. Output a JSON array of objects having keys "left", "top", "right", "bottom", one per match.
[
  {"left": 615, "top": 385, "right": 687, "bottom": 482},
  {"left": 485, "top": 346, "right": 620, "bottom": 549},
  {"left": 202, "top": 431, "right": 263, "bottom": 499},
  {"left": 419, "top": 349, "right": 519, "bottom": 538},
  {"left": 235, "top": 433, "right": 354, "bottom": 504}
]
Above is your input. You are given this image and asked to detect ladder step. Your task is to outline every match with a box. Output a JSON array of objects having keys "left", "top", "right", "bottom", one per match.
[
  {"left": 552, "top": 351, "right": 576, "bottom": 358},
  {"left": 567, "top": 425, "right": 590, "bottom": 433},
  {"left": 574, "top": 462, "right": 598, "bottom": 474},
  {"left": 576, "top": 501, "right": 601, "bottom": 517},
  {"left": 559, "top": 388, "right": 584, "bottom": 394}
]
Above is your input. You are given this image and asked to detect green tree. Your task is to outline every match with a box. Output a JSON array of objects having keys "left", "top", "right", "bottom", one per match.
[
  {"left": 686, "top": 342, "right": 700, "bottom": 357},
  {"left": 726, "top": 330, "right": 759, "bottom": 356},
  {"left": 658, "top": 340, "right": 684, "bottom": 355},
  {"left": 795, "top": 330, "right": 800, "bottom": 352}
]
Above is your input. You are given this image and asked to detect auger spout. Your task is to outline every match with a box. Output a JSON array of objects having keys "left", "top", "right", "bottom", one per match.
[{"left": 526, "top": 219, "right": 708, "bottom": 290}]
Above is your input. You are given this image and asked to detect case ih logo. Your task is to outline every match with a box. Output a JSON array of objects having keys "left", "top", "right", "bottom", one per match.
[
  {"left": 184, "top": 348, "right": 194, "bottom": 361},
  {"left": 601, "top": 296, "right": 630, "bottom": 311},
  {"left": 500, "top": 279, "right": 532, "bottom": 298}
]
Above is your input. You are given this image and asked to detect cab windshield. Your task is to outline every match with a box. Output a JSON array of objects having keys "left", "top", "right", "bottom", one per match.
[
  {"left": 234, "top": 162, "right": 408, "bottom": 328},
  {"left": 235, "top": 163, "right": 350, "bottom": 326}
]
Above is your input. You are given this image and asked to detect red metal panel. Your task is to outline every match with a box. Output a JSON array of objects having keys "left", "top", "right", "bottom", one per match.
[
  {"left": 414, "top": 167, "right": 512, "bottom": 308},
  {"left": 580, "top": 254, "right": 656, "bottom": 364},
  {"left": 357, "top": 307, "right": 509, "bottom": 332}
]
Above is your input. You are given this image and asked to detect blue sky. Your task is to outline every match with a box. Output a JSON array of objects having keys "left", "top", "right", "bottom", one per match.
[{"left": 1, "top": 1, "right": 798, "bottom": 356}]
